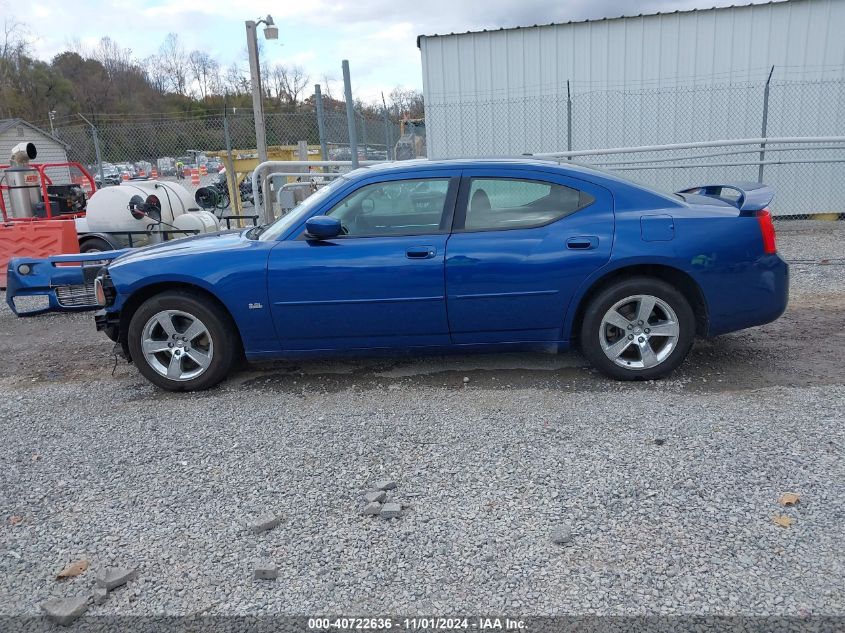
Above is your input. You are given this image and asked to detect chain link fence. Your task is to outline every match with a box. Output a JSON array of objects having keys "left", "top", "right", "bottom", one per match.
[
  {"left": 52, "top": 109, "right": 406, "bottom": 204},
  {"left": 425, "top": 77, "right": 845, "bottom": 219}
]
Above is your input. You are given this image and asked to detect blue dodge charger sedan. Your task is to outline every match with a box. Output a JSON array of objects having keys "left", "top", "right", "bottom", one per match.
[{"left": 91, "top": 159, "right": 788, "bottom": 391}]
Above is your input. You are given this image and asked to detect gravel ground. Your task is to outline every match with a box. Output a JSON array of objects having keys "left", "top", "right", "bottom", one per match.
[{"left": 0, "top": 221, "right": 843, "bottom": 621}]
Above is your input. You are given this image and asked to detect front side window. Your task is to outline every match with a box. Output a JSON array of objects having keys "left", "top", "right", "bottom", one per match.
[
  {"left": 462, "top": 178, "right": 594, "bottom": 231},
  {"left": 326, "top": 178, "right": 451, "bottom": 237}
]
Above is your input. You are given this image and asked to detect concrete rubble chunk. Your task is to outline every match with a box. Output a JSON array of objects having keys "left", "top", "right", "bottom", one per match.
[
  {"left": 380, "top": 502, "right": 402, "bottom": 519},
  {"left": 362, "top": 502, "right": 382, "bottom": 516},
  {"left": 92, "top": 587, "right": 108, "bottom": 605},
  {"left": 374, "top": 479, "right": 397, "bottom": 491},
  {"left": 551, "top": 526, "right": 572, "bottom": 545},
  {"left": 250, "top": 514, "right": 282, "bottom": 533},
  {"left": 254, "top": 563, "right": 278, "bottom": 580},
  {"left": 95, "top": 567, "right": 137, "bottom": 591},
  {"left": 41, "top": 596, "right": 88, "bottom": 626},
  {"left": 364, "top": 490, "right": 387, "bottom": 503}
]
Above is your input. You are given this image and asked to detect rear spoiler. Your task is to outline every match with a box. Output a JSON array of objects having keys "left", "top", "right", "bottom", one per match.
[{"left": 676, "top": 182, "right": 774, "bottom": 212}]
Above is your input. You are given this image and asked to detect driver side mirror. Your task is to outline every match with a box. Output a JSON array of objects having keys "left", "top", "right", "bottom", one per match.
[{"left": 305, "top": 216, "right": 342, "bottom": 240}]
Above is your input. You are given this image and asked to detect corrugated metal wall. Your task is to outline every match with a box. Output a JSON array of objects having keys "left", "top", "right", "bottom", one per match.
[
  {"left": 420, "top": 0, "right": 845, "bottom": 144},
  {"left": 418, "top": 0, "right": 845, "bottom": 215}
]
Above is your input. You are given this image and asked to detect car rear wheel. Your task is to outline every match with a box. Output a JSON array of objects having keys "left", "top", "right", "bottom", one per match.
[
  {"left": 127, "top": 291, "right": 237, "bottom": 391},
  {"left": 580, "top": 277, "right": 695, "bottom": 380}
]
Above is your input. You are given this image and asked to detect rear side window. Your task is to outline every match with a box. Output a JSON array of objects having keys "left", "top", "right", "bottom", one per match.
[{"left": 461, "top": 178, "right": 594, "bottom": 231}]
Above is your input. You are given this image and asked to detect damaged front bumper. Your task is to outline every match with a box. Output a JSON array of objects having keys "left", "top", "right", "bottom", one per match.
[{"left": 5, "top": 250, "right": 128, "bottom": 316}]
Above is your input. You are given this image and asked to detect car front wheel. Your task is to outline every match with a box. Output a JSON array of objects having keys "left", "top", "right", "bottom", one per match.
[
  {"left": 127, "top": 291, "right": 237, "bottom": 391},
  {"left": 580, "top": 277, "right": 695, "bottom": 380}
]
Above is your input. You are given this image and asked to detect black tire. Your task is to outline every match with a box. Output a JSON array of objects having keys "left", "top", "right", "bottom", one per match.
[
  {"left": 79, "top": 236, "right": 116, "bottom": 253},
  {"left": 579, "top": 276, "right": 695, "bottom": 381},
  {"left": 127, "top": 290, "right": 239, "bottom": 391}
]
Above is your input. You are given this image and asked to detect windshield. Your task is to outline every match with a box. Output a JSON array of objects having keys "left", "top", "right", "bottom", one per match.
[{"left": 256, "top": 176, "right": 348, "bottom": 241}]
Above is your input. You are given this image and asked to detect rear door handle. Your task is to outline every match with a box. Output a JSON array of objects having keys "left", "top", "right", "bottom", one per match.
[
  {"left": 566, "top": 236, "right": 599, "bottom": 250},
  {"left": 406, "top": 246, "right": 437, "bottom": 259}
]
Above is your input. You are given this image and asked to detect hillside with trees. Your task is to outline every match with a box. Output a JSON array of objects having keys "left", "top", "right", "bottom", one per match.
[{"left": 1, "top": 16, "right": 425, "bottom": 131}]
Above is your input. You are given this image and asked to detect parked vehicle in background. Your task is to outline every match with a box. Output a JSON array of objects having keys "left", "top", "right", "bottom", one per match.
[
  {"left": 157, "top": 157, "right": 176, "bottom": 177},
  {"left": 135, "top": 161, "right": 153, "bottom": 176},
  {"left": 113, "top": 163, "right": 136, "bottom": 179},
  {"left": 91, "top": 159, "right": 788, "bottom": 391},
  {"left": 94, "top": 164, "right": 121, "bottom": 188},
  {"left": 205, "top": 158, "right": 222, "bottom": 173}
]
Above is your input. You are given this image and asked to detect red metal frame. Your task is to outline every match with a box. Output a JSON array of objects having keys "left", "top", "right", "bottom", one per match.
[{"left": 0, "top": 162, "right": 96, "bottom": 222}]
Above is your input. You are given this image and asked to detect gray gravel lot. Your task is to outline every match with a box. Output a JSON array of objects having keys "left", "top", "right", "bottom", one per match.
[{"left": 0, "top": 221, "right": 843, "bottom": 619}]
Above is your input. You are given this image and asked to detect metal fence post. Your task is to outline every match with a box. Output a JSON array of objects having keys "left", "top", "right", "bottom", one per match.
[
  {"left": 314, "top": 84, "right": 329, "bottom": 167},
  {"left": 360, "top": 112, "right": 368, "bottom": 156},
  {"left": 758, "top": 65, "right": 775, "bottom": 183},
  {"left": 77, "top": 113, "right": 104, "bottom": 184},
  {"left": 567, "top": 80, "right": 573, "bottom": 160},
  {"left": 381, "top": 92, "right": 392, "bottom": 160},
  {"left": 342, "top": 60, "right": 359, "bottom": 168},
  {"left": 223, "top": 101, "right": 241, "bottom": 215}
]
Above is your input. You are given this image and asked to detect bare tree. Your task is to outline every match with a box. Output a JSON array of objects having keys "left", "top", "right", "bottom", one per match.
[
  {"left": 389, "top": 86, "right": 424, "bottom": 119},
  {"left": 269, "top": 64, "right": 310, "bottom": 108},
  {"left": 187, "top": 50, "right": 219, "bottom": 100},
  {"left": 223, "top": 62, "right": 249, "bottom": 96},
  {"left": 158, "top": 33, "right": 187, "bottom": 95},
  {"left": 1, "top": 12, "right": 29, "bottom": 62},
  {"left": 0, "top": 12, "right": 31, "bottom": 117}
]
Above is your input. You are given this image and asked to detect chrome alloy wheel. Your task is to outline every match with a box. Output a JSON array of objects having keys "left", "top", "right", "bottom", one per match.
[
  {"left": 599, "top": 294, "right": 680, "bottom": 370},
  {"left": 140, "top": 310, "right": 214, "bottom": 381}
]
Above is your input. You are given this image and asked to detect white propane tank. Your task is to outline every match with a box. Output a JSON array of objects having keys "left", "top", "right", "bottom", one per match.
[
  {"left": 171, "top": 210, "right": 221, "bottom": 236},
  {"left": 85, "top": 181, "right": 198, "bottom": 246}
]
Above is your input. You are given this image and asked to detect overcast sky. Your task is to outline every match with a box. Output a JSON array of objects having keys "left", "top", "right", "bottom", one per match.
[{"left": 10, "top": 0, "right": 774, "bottom": 102}]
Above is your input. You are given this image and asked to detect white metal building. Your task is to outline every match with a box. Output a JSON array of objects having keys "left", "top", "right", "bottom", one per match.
[{"left": 418, "top": 0, "right": 845, "bottom": 215}]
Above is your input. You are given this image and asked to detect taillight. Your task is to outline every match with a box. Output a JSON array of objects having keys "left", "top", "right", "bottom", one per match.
[{"left": 757, "top": 209, "right": 777, "bottom": 254}]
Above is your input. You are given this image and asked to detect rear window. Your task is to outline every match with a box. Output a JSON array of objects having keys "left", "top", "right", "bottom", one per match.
[{"left": 462, "top": 178, "right": 594, "bottom": 231}]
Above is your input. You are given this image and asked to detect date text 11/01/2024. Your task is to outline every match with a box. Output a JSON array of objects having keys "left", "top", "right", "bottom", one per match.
[{"left": 308, "top": 617, "right": 527, "bottom": 630}]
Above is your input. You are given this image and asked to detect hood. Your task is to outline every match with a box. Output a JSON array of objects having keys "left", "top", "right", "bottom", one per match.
[{"left": 109, "top": 230, "right": 247, "bottom": 268}]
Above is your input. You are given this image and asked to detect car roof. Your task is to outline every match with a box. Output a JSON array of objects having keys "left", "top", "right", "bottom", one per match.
[{"left": 346, "top": 158, "right": 681, "bottom": 204}]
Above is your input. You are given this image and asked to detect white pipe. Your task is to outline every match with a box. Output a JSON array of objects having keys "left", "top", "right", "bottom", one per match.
[
  {"left": 252, "top": 160, "right": 386, "bottom": 223},
  {"left": 594, "top": 145, "right": 845, "bottom": 166},
  {"left": 610, "top": 157, "right": 845, "bottom": 170},
  {"left": 531, "top": 136, "right": 845, "bottom": 159}
]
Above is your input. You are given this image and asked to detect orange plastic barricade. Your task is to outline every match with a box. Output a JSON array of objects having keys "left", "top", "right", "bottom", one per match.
[
  {"left": 199, "top": 164, "right": 208, "bottom": 176},
  {"left": 151, "top": 168, "right": 158, "bottom": 178},
  {"left": 0, "top": 220, "right": 79, "bottom": 288},
  {"left": 122, "top": 172, "right": 129, "bottom": 181},
  {"left": 190, "top": 169, "right": 200, "bottom": 185}
]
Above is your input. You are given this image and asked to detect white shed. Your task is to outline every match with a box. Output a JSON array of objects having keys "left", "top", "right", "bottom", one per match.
[
  {"left": 0, "top": 119, "right": 70, "bottom": 166},
  {"left": 1, "top": 118, "right": 73, "bottom": 214}
]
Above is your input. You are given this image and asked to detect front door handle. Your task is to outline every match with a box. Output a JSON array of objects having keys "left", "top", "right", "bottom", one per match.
[
  {"left": 406, "top": 246, "right": 437, "bottom": 259},
  {"left": 566, "top": 236, "right": 599, "bottom": 250}
]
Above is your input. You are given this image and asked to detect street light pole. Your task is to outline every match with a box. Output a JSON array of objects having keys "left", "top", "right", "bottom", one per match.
[
  {"left": 245, "top": 15, "right": 278, "bottom": 223},
  {"left": 245, "top": 20, "right": 268, "bottom": 166}
]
